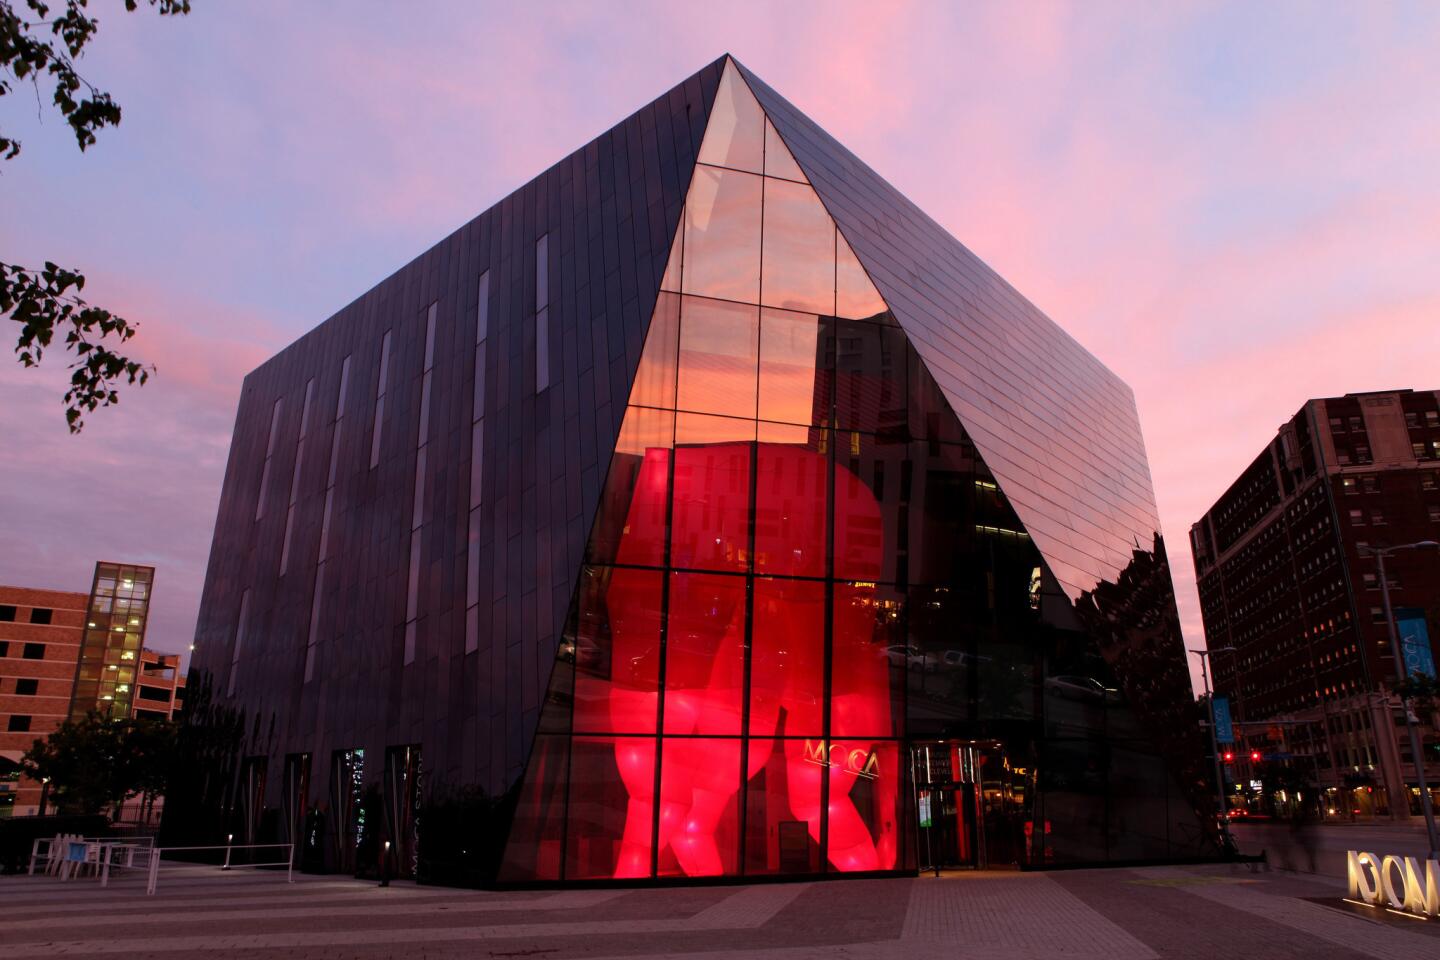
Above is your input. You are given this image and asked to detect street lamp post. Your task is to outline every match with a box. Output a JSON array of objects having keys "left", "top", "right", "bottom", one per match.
[
  {"left": 1192, "top": 646, "right": 1237, "bottom": 853},
  {"left": 1361, "top": 540, "right": 1439, "bottom": 860}
]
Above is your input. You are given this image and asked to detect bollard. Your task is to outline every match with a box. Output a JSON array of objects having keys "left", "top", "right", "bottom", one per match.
[
  {"left": 101, "top": 843, "right": 110, "bottom": 887},
  {"left": 379, "top": 840, "right": 391, "bottom": 888},
  {"left": 287, "top": 843, "right": 294, "bottom": 884},
  {"left": 146, "top": 848, "right": 160, "bottom": 896},
  {"left": 222, "top": 834, "right": 233, "bottom": 871}
]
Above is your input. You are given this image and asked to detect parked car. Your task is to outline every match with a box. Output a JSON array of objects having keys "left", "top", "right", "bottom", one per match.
[{"left": 882, "top": 644, "right": 934, "bottom": 672}]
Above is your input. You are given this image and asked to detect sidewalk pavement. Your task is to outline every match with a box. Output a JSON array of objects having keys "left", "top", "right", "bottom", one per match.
[{"left": 0, "top": 857, "right": 1435, "bottom": 959}]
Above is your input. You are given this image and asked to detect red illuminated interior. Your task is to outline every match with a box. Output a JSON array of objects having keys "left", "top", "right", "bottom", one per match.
[{"left": 589, "top": 441, "right": 897, "bottom": 877}]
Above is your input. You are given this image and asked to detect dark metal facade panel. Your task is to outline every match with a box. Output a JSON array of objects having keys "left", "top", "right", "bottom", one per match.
[
  {"left": 191, "top": 57, "right": 724, "bottom": 801},
  {"left": 736, "top": 61, "right": 1162, "bottom": 601}
]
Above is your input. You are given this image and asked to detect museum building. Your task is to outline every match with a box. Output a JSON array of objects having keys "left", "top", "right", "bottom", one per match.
[{"left": 178, "top": 55, "right": 1217, "bottom": 883}]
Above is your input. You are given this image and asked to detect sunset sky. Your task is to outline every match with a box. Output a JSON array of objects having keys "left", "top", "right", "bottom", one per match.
[{"left": 3, "top": 2, "right": 1438, "bottom": 693}]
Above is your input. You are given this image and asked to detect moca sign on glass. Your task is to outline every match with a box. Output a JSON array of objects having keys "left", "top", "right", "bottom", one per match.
[{"left": 1346, "top": 850, "right": 1440, "bottom": 918}]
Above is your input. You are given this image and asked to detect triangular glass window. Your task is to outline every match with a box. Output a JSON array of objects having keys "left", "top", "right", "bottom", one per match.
[
  {"left": 697, "top": 60, "right": 764, "bottom": 174},
  {"left": 763, "top": 118, "right": 808, "bottom": 182}
]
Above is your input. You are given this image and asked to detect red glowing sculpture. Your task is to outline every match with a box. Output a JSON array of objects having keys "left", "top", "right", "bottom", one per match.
[{"left": 599, "top": 440, "right": 897, "bottom": 877}]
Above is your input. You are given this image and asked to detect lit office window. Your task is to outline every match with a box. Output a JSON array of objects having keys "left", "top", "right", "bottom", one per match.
[
  {"left": 370, "top": 330, "right": 392, "bottom": 469},
  {"left": 304, "top": 354, "right": 351, "bottom": 684},
  {"left": 279, "top": 379, "right": 315, "bottom": 576},
  {"left": 404, "top": 302, "right": 438, "bottom": 665},
  {"left": 255, "top": 398, "right": 285, "bottom": 521},
  {"left": 535, "top": 234, "right": 550, "bottom": 392}
]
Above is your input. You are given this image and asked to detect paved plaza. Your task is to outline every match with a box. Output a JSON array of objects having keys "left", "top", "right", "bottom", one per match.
[{"left": 3, "top": 851, "right": 1439, "bottom": 960}]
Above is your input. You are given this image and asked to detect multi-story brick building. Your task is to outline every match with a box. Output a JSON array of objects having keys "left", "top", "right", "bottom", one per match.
[
  {"left": 1191, "top": 389, "right": 1440, "bottom": 819},
  {"left": 1, "top": 564, "right": 184, "bottom": 817},
  {"left": 134, "top": 650, "right": 186, "bottom": 722},
  {"left": 0, "top": 585, "right": 88, "bottom": 817}
]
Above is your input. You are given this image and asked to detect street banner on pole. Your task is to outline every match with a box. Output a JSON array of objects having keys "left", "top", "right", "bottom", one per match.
[
  {"left": 1396, "top": 608, "right": 1436, "bottom": 680},
  {"left": 1212, "top": 696, "right": 1234, "bottom": 744}
]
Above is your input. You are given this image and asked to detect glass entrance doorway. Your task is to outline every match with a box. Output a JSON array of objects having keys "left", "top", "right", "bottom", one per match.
[{"left": 912, "top": 740, "right": 1014, "bottom": 872}]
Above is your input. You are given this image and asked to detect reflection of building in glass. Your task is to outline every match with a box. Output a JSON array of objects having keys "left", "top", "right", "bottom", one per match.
[
  {"left": 71, "top": 562, "right": 156, "bottom": 719},
  {"left": 178, "top": 56, "right": 1214, "bottom": 881},
  {"left": 1192, "top": 389, "right": 1440, "bottom": 819}
]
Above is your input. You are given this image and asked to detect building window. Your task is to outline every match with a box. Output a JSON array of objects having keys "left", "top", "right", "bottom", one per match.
[
  {"left": 15, "top": 678, "right": 38, "bottom": 696},
  {"left": 22, "top": 642, "right": 44, "bottom": 660},
  {"left": 535, "top": 233, "right": 550, "bottom": 392},
  {"left": 1362, "top": 475, "right": 1378, "bottom": 494},
  {"left": 1425, "top": 474, "right": 1439, "bottom": 491},
  {"left": 0, "top": 641, "right": 8, "bottom": 657},
  {"left": 305, "top": 354, "right": 352, "bottom": 684},
  {"left": 1371, "top": 509, "right": 1386, "bottom": 525},
  {"left": 1406, "top": 411, "right": 1421, "bottom": 428},
  {"left": 466, "top": 272, "right": 489, "bottom": 655},
  {"left": 28, "top": 608, "right": 52, "bottom": 625},
  {"left": 1371, "top": 607, "right": 1386, "bottom": 623},
  {"left": 1329, "top": 417, "right": 1345, "bottom": 433},
  {"left": 1415, "top": 442, "right": 1428, "bottom": 460},
  {"left": 1429, "top": 505, "right": 1440, "bottom": 523},
  {"left": 1342, "top": 477, "right": 1357, "bottom": 495},
  {"left": 1362, "top": 573, "right": 1377, "bottom": 589},
  {"left": 403, "top": 302, "right": 438, "bottom": 666},
  {"left": 1428, "top": 411, "right": 1439, "bottom": 425},
  {"left": 255, "top": 397, "right": 285, "bottom": 521},
  {"left": 1349, "top": 509, "right": 1364, "bottom": 525},
  {"left": 0, "top": 604, "right": 16, "bottom": 622},
  {"left": 1354, "top": 445, "right": 1371, "bottom": 462},
  {"left": 6, "top": 716, "right": 30, "bottom": 733},
  {"left": 279, "top": 378, "right": 316, "bottom": 576},
  {"left": 228, "top": 589, "right": 251, "bottom": 698},
  {"left": 1348, "top": 416, "right": 1363, "bottom": 432},
  {"left": 370, "top": 331, "right": 392, "bottom": 470}
]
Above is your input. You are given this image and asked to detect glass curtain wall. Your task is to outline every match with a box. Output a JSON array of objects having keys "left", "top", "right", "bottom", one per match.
[
  {"left": 501, "top": 62, "right": 1198, "bottom": 882},
  {"left": 71, "top": 563, "right": 155, "bottom": 719}
]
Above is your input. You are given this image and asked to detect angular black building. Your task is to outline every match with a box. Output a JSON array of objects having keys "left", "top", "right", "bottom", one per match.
[{"left": 176, "top": 55, "right": 1217, "bottom": 882}]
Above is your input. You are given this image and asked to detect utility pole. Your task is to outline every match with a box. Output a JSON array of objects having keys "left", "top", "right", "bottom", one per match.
[
  {"left": 1192, "top": 647, "right": 1236, "bottom": 853},
  {"left": 1363, "top": 541, "right": 1439, "bottom": 860}
]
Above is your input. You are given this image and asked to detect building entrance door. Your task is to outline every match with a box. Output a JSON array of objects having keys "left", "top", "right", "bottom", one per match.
[{"left": 912, "top": 740, "right": 1000, "bottom": 872}]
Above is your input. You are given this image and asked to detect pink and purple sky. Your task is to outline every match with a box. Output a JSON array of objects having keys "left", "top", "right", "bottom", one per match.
[{"left": 3, "top": 3, "right": 1438, "bottom": 691}]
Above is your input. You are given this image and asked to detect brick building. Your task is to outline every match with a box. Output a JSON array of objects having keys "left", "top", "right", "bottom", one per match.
[
  {"left": 134, "top": 650, "right": 186, "bottom": 722},
  {"left": 1190, "top": 389, "right": 1440, "bottom": 818},
  {"left": 1, "top": 564, "right": 185, "bottom": 818},
  {"left": 0, "top": 585, "right": 88, "bottom": 817}
]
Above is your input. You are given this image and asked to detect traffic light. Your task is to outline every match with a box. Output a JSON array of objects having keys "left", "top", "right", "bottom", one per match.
[
  {"left": 1223, "top": 751, "right": 1235, "bottom": 763},
  {"left": 1250, "top": 751, "right": 1261, "bottom": 763}
]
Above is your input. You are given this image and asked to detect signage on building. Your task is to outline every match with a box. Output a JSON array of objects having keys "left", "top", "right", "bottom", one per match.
[
  {"left": 1212, "top": 696, "right": 1234, "bottom": 744},
  {"left": 1395, "top": 608, "right": 1436, "bottom": 680},
  {"left": 802, "top": 740, "right": 880, "bottom": 780},
  {"left": 1346, "top": 850, "right": 1440, "bottom": 919}
]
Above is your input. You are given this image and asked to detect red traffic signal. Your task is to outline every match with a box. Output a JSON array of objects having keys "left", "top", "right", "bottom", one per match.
[
  {"left": 1250, "top": 751, "right": 1261, "bottom": 763},
  {"left": 1223, "top": 751, "right": 1235, "bottom": 763}
]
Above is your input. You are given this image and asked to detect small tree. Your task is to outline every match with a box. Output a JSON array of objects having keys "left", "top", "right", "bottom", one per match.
[{"left": 20, "top": 710, "right": 175, "bottom": 818}]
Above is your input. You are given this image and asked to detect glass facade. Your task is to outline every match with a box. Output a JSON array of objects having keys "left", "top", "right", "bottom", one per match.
[
  {"left": 71, "top": 562, "right": 156, "bottom": 719},
  {"left": 499, "top": 61, "right": 1209, "bottom": 881}
]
